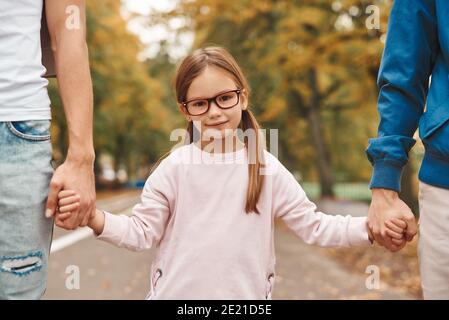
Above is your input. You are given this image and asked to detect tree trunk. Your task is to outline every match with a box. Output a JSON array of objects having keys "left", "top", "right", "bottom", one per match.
[{"left": 307, "top": 68, "right": 335, "bottom": 197}]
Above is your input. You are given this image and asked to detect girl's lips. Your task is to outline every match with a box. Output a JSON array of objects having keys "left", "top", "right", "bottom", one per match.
[{"left": 206, "top": 120, "right": 228, "bottom": 127}]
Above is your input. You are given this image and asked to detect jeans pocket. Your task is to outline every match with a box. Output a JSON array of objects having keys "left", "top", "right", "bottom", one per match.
[{"left": 6, "top": 120, "right": 51, "bottom": 141}]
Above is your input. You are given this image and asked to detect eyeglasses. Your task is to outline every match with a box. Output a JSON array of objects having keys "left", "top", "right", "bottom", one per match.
[{"left": 182, "top": 89, "right": 242, "bottom": 116}]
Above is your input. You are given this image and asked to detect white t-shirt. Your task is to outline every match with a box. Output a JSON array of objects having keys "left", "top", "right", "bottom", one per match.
[{"left": 0, "top": 0, "right": 51, "bottom": 121}]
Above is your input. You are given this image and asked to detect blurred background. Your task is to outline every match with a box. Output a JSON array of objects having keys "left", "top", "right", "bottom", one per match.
[{"left": 45, "top": 0, "right": 423, "bottom": 299}]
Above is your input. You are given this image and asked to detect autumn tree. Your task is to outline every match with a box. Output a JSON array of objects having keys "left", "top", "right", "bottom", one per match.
[
  {"left": 49, "top": 0, "right": 175, "bottom": 183},
  {"left": 155, "top": 0, "right": 392, "bottom": 196}
]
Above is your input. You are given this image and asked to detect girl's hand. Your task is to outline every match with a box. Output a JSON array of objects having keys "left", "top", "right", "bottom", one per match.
[
  {"left": 56, "top": 190, "right": 104, "bottom": 234},
  {"left": 55, "top": 190, "right": 80, "bottom": 229},
  {"left": 385, "top": 218, "right": 407, "bottom": 247}
]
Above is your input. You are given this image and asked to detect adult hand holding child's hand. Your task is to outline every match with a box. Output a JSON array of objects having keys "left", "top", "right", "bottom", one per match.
[{"left": 368, "top": 188, "right": 418, "bottom": 252}]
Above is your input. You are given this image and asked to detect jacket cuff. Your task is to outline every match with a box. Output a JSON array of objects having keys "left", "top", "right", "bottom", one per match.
[
  {"left": 347, "top": 217, "right": 372, "bottom": 247},
  {"left": 369, "top": 160, "right": 403, "bottom": 192},
  {"left": 96, "top": 211, "right": 125, "bottom": 246}
]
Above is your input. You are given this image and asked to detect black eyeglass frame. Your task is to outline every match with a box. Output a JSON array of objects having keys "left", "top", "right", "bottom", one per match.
[{"left": 181, "top": 89, "right": 242, "bottom": 116}]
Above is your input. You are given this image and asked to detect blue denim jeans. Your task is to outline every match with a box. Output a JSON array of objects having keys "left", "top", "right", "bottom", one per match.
[{"left": 0, "top": 120, "right": 54, "bottom": 299}]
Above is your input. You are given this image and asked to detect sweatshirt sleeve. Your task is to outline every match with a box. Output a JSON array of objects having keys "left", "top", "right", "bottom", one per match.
[
  {"left": 96, "top": 157, "right": 176, "bottom": 251},
  {"left": 366, "top": 0, "right": 438, "bottom": 192},
  {"left": 272, "top": 160, "right": 371, "bottom": 247}
]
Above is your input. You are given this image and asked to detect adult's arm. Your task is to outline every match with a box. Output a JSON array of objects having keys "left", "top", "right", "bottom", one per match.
[
  {"left": 366, "top": 0, "right": 438, "bottom": 249},
  {"left": 44, "top": 0, "right": 95, "bottom": 229}
]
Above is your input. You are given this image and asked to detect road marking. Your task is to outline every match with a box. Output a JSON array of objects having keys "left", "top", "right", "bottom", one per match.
[{"left": 50, "top": 228, "right": 93, "bottom": 253}]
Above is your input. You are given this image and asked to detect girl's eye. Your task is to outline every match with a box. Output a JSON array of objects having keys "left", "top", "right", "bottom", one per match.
[
  {"left": 192, "top": 100, "right": 207, "bottom": 107},
  {"left": 219, "top": 94, "right": 232, "bottom": 102}
]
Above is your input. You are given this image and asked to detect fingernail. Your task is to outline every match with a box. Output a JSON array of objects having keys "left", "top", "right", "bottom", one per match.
[{"left": 45, "top": 209, "right": 53, "bottom": 218}]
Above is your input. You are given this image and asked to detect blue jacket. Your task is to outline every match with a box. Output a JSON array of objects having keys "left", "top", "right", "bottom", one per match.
[{"left": 366, "top": 0, "right": 449, "bottom": 192}]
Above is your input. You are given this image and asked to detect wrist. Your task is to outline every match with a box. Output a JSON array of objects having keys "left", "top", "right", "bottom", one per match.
[
  {"left": 66, "top": 149, "right": 95, "bottom": 165},
  {"left": 87, "top": 208, "right": 99, "bottom": 225},
  {"left": 371, "top": 188, "right": 399, "bottom": 201},
  {"left": 88, "top": 209, "right": 105, "bottom": 235}
]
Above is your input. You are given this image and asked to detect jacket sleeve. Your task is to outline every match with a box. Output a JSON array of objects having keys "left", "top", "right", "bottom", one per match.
[
  {"left": 96, "top": 159, "right": 175, "bottom": 251},
  {"left": 366, "top": 0, "right": 438, "bottom": 192},
  {"left": 272, "top": 160, "right": 371, "bottom": 247}
]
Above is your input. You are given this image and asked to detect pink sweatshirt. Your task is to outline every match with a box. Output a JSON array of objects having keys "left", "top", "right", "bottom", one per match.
[{"left": 97, "top": 143, "right": 371, "bottom": 300}]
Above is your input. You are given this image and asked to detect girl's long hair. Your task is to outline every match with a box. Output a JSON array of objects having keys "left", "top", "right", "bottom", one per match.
[{"left": 152, "top": 47, "right": 265, "bottom": 214}]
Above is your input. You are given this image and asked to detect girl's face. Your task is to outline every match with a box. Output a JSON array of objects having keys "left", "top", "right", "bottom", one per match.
[{"left": 181, "top": 66, "right": 248, "bottom": 145}]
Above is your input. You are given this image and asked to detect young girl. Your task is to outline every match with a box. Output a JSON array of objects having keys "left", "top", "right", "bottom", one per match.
[{"left": 55, "top": 47, "right": 407, "bottom": 300}]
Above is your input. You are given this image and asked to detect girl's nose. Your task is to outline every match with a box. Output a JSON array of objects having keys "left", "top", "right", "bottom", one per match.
[{"left": 208, "top": 101, "right": 222, "bottom": 117}]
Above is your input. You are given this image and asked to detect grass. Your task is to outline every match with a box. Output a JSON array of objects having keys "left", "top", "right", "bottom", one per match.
[{"left": 302, "top": 182, "right": 371, "bottom": 202}]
